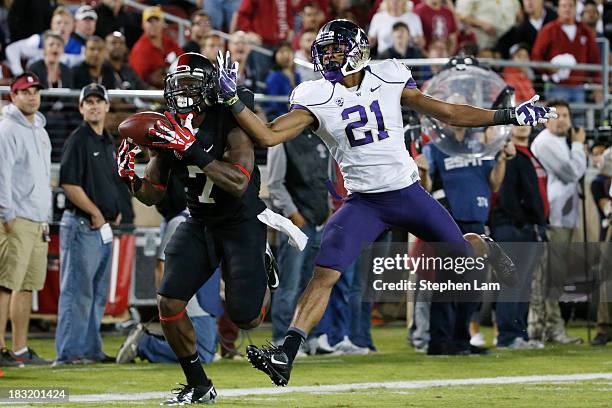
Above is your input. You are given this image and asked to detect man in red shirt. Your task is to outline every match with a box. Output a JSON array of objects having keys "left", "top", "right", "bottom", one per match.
[
  {"left": 531, "top": 0, "right": 601, "bottom": 107},
  {"left": 129, "top": 6, "right": 183, "bottom": 89},
  {"left": 414, "top": 0, "right": 458, "bottom": 54},
  {"left": 235, "top": 0, "right": 294, "bottom": 48}
]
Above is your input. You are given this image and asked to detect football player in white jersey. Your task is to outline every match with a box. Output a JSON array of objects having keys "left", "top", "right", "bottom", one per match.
[{"left": 214, "top": 19, "right": 556, "bottom": 386}]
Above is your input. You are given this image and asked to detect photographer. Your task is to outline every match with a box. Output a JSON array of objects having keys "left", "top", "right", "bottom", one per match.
[{"left": 529, "top": 99, "right": 586, "bottom": 345}]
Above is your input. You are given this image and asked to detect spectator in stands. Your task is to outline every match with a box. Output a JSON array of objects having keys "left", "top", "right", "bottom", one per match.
[
  {"left": 414, "top": 0, "right": 458, "bottom": 53},
  {"left": 0, "top": 72, "right": 51, "bottom": 366},
  {"left": 267, "top": 123, "right": 330, "bottom": 350},
  {"left": 94, "top": 0, "right": 142, "bottom": 49},
  {"left": 105, "top": 31, "right": 147, "bottom": 90},
  {"left": 295, "top": 29, "right": 320, "bottom": 82},
  {"left": 368, "top": 0, "right": 425, "bottom": 54},
  {"left": 502, "top": 43, "right": 536, "bottom": 103},
  {"left": 29, "top": 31, "right": 74, "bottom": 160},
  {"left": 55, "top": 84, "right": 122, "bottom": 365},
  {"left": 496, "top": 0, "right": 557, "bottom": 59},
  {"left": 455, "top": 0, "right": 521, "bottom": 51},
  {"left": 5, "top": 7, "right": 81, "bottom": 76},
  {"left": 129, "top": 6, "right": 183, "bottom": 89},
  {"left": 72, "top": 36, "right": 115, "bottom": 90},
  {"left": 29, "top": 31, "right": 73, "bottom": 89},
  {"left": 183, "top": 10, "right": 212, "bottom": 54},
  {"left": 200, "top": 33, "right": 225, "bottom": 64},
  {"left": 236, "top": 0, "right": 294, "bottom": 48},
  {"left": 200, "top": 0, "right": 240, "bottom": 31},
  {"left": 264, "top": 42, "right": 300, "bottom": 120},
  {"left": 491, "top": 125, "right": 548, "bottom": 350},
  {"left": 378, "top": 22, "right": 430, "bottom": 85},
  {"left": 291, "top": 2, "right": 325, "bottom": 51},
  {"left": 581, "top": 0, "right": 603, "bottom": 37},
  {"left": 71, "top": 6, "right": 98, "bottom": 48},
  {"left": 425, "top": 39, "right": 450, "bottom": 77},
  {"left": 8, "top": 0, "right": 53, "bottom": 43},
  {"left": 228, "top": 31, "right": 258, "bottom": 90},
  {"left": 529, "top": 99, "right": 586, "bottom": 345},
  {"left": 532, "top": 0, "right": 601, "bottom": 105}
]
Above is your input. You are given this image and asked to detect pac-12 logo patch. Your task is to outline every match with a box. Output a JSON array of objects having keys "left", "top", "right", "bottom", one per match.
[{"left": 335, "top": 97, "right": 344, "bottom": 107}]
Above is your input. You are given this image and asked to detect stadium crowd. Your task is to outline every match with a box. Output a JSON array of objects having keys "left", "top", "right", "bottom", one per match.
[{"left": 0, "top": 0, "right": 610, "bottom": 370}]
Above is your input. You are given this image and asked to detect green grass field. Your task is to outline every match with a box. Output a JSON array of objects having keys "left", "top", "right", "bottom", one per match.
[{"left": 1, "top": 324, "right": 611, "bottom": 407}]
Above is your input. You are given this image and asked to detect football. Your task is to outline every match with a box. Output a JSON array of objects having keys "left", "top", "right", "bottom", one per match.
[{"left": 118, "top": 111, "right": 171, "bottom": 147}]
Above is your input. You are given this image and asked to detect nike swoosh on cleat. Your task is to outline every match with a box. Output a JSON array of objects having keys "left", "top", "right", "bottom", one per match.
[
  {"left": 370, "top": 85, "right": 381, "bottom": 92},
  {"left": 270, "top": 356, "right": 287, "bottom": 365}
]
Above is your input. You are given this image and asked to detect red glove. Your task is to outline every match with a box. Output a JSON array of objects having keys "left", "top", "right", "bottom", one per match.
[
  {"left": 117, "top": 139, "right": 142, "bottom": 193},
  {"left": 148, "top": 112, "right": 196, "bottom": 155}
]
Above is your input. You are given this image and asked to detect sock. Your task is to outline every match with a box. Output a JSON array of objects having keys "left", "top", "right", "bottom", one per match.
[
  {"left": 178, "top": 352, "right": 210, "bottom": 387},
  {"left": 282, "top": 327, "right": 306, "bottom": 365},
  {"left": 13, "top": 347, "right": 28, "bottom": 356}
]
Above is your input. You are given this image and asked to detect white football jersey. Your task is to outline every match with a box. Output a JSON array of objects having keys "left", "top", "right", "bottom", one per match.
[{"left": 289, "top": 59, "right": 420, "bottom": 194}]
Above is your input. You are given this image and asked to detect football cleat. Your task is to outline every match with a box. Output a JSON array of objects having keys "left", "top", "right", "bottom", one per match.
[
  {"left": 480, "top": 235, "right": 517, "bottom": 287},
  {"left": 160, "top": 383, "right": 217, "bottom": 405},
  {"left": 246, "top": 343, "right": 291, "bottom": 386},
  {"left": 265, "top": 243, "right": 280, "bottom": 292}
]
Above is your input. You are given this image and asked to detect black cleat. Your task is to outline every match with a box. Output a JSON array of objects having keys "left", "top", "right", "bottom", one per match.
[
  {"left": 246, "top": 343, "right": 291, "bottom": 386},
  {"left": 265, "top": 243, "right": 280, "bottom": 292},
  {"left": 160, "top": 382, "right": 217, "bottom": 405},
  {"left": 480, "top": 235, "right": 517, "bottom": 287}
]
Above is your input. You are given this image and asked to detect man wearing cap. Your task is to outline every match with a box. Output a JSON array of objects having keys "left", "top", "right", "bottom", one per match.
[
  {"left": 72, "top": 5, "right": 98, "bottom": 47},
  {"left": 0, "top": 72, "right": 52, "bottom": 366},
  {"left": 129, "top": 6, "right": 183, "bottom": 88},
  {"left": 54, "top": 83, "right": 123, "bottom": 365}
]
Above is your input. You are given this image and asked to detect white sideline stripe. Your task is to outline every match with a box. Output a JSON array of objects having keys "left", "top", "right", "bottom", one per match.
[{"left": 68, "top": 373, "right": 612, "bottom": 402}]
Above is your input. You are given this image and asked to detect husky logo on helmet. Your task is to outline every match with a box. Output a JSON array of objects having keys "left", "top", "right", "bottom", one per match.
[
  {"left": 164, "top": 52, "right": 219, "bottom": 115},
  {"left": 311, "top": 19, "right": 370, "bottom": 84}
]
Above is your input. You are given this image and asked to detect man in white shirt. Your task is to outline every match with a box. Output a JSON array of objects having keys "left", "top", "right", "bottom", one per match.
[{"left": 530, "top": 99, "right": 586, "bottom": 344}]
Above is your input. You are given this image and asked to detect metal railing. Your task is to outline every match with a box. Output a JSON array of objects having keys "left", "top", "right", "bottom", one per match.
[{"left": 0, "top": 53, "right": 608, "bottom": 160}]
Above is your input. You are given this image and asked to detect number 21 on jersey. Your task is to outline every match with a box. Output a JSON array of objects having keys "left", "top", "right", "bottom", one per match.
[
  {"left": 342, "top": 100, "right": 388, "bottom": 147},
  {"left": 188, "top": 165, "right": 215, "bottom": 203}
]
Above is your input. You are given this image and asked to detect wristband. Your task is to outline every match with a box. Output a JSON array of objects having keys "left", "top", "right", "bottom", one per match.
[
  {"left": 128, "top": 175, "right": 143, "bottom": 194},
  {"left": 186, "top": 145, "right": 215, "bottom": 168},
  {"left": 493, "top": 108, "right": 518, "bottom": 126},
  {"left": 225, "top": 95, "right": 245, "bottom": 114}
]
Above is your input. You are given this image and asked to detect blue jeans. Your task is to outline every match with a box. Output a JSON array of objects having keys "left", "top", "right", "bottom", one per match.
[
  {"left": 203, "top": 0, "right": 241, "bottom": 30},
  {"left": 317, "top": 259, "right": 356, "bottom": 346},
  {"left": 492, "top": 224, "right": 544, "bottom": 346},
  {"left": 137, "top": 315, "right": 217, "bottom": 364},
  {"left": 348, "top": 261, "right": 374, "bottom": 349},
  {"left": 271, "top": 222, "right": 322, "bottom": 342},
  {"left": 55, "top": 212, "right": 112, "bottom": 362}
]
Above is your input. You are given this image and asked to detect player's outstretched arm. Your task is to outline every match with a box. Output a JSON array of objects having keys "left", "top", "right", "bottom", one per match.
[
  {"left": 217, "top": 50, "right": 315, "bottom": 147},
  {"left": 233, "top": 108, "right": 314, "bottom": 147},
  {"left": 117, "top": 140, "right": 168, "bottom": 206},
  {"left": 401, "top": 88, "right": 557, "bottom": 127}
]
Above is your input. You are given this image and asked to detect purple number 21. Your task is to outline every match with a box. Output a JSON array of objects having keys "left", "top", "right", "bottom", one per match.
[{"left": 341, "top": 100, "right": 389, "bottom": 147}]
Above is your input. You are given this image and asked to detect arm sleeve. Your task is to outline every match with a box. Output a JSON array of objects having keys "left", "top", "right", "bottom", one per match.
[
  {"left": 533, "top": 140, "right": 586, "bottom": 184},
  {"left": 59, "top": 136, "right": 85, "bottom": 187},
  {"left": 267, "top": 144, "right": 298, "bottom": 217},
  {"left": 0, "top": 133, "right": 17, "bottom": 221},
  {"left": 236, "top": 0, "right": 255, "bottom": 33}
]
